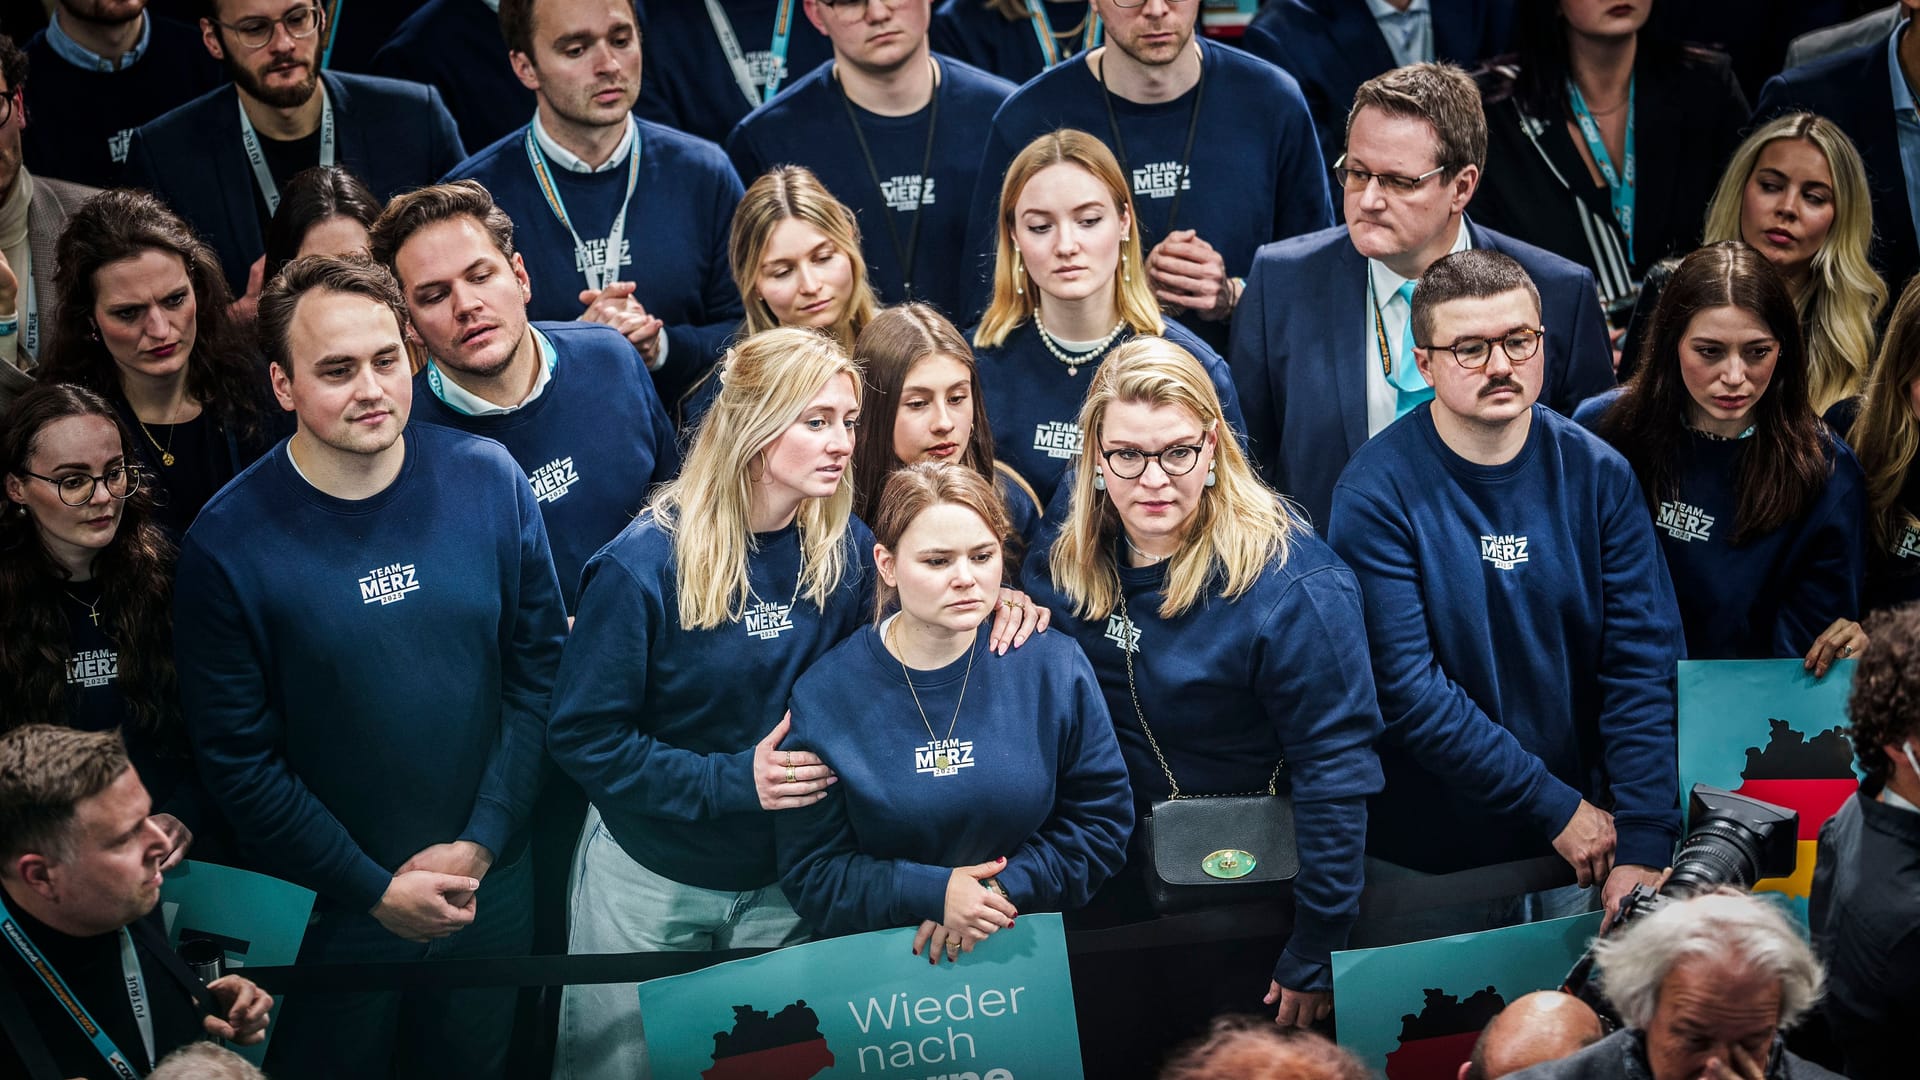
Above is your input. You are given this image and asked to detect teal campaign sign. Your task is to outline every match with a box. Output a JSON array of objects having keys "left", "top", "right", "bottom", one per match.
[
  {"left": 637, "top": 913, "right": 1082, "bottom": 1080},
  {"left": 1333, "top": 911, "right": 1604, "bottom": 1080},
  {"left": 1677, "top": 660, "right": 1860, "bottom": 923},
  {"left": 159, "top": 860, "right": 315, "bottom": 1065}
]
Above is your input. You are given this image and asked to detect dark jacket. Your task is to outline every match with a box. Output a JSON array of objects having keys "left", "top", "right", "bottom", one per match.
[
  {"left": 1812, "top": 790, "right": 1920, "bottom": 1080},
  {"left": 1473, "top": 49, "right": 1749, "bottom": 318},
  {"left": 1505, "top": 1029, "right": 1842, "bottom": 1080},
  {"left": 1755, "top": 36, "right": 1920, "bottom": 295}
]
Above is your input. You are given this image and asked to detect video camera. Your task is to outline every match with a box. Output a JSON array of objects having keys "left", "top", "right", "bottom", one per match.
[{"left": 1562, "top": 783, "right": 1799, "bottom": 1024}]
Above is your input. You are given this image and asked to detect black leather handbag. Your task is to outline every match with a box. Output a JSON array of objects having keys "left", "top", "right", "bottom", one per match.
[{"left": 1116, "top": 592, "right": 1300, "bottom": 914}]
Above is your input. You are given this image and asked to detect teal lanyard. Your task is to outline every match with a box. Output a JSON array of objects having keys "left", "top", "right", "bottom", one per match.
[
  {"left": 0, "top": 891, "right": 152, "bottom": 1078},
  {"left": 708, "top": 0, "right": 794, "bottom": 107},
  {"left": 1567, "top": 76, "right": 1635, "bottom": 263},
  {"left": 522, "top": 125, "right": 642, "bottom": 292},
  {"left": 1027, "top": 0, "right": 1102, "bottom": 69}
]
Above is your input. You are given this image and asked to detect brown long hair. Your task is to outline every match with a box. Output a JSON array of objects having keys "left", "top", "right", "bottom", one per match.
[
  {"left": 37, "top": 190, "right": 266, "bottom": 441},
  {"left": 0, "top": 385, "right": 178, "bottom": 735},
  {"left": 850, "top": 304, "right": 999, "bottom": 522},
  {"left": 1597, "top": 242, "right": 1829, "bottom": 543}
]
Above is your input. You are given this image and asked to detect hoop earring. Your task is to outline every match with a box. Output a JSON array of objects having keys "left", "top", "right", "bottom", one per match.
[
  {"left": 1204, "top": 465, "right": 1216, "bottom": 488},
  {"left": 1093, "top": 468, "right": 1106, "bottom": 491}
]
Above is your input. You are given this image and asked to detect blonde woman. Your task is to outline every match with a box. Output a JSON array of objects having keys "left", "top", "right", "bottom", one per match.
[
  {"left": 1847, "top": 275, "right": 1920, "bottom": 615},
  {"left": 548, "top": 327, "right": 1043, "bottom": 1080},
  {"left": 1622, "top": 113, "right": 1884, "bottom": 411},
  {"left": 680, "top": 166, "right": 882, "bottom": 425},
  {"left": 972, "top": 128, "right": 1245, "bottom": 506},
  {"left": 1022, "top": 337, "right": 1383, "bottom": 1062}
]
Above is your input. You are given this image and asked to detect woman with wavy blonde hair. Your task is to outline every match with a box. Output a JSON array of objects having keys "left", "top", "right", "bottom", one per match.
[
  {"left": 729, "top": 165, "right": 879, "bottom": 351},
  {"left": 1623, "top": 113, "right": 1884, "bottom": 411},
  {"left": 1848, "top": 275, "right": 1920, "bottom": 614},
  {"left": 971, "top": 128, "right": 1243, "bottom": 506},
  {"left": 1023, "top": 336, "right": 1383, "bottom": 1045}
]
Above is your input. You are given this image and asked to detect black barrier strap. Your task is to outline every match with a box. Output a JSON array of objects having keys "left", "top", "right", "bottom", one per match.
[{"left": 235, "top": 855, "right": 1578, "bottom": 995}]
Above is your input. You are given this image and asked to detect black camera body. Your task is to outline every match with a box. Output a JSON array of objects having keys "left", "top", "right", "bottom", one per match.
[{"left": 1563, "top": 783, "right": 1801, "bottom": 1024}]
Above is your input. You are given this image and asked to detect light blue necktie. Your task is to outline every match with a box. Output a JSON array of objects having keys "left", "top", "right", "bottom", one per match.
[{"left": 1389, "top": 280, "right": 1433, "bottom": 417}]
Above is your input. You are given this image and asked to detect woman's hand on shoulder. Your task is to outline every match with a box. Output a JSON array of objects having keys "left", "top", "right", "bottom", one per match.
[
  {"left": 943, "top": 858, "right": 1018, "bottom": 940},
  {"left": 754, "top": 712, "right": 837, "bottom": 811},
  {"left": 987, "top": 586, "right": 1050, "bottom": 654}
]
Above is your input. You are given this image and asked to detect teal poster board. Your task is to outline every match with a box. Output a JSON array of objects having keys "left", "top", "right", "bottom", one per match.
[
  {"left": 1676, "top": 660, "right": 1860, "bottom": 923},
  {"left": 1332, "top": 911, "right": 1604, "bottom": 1080},
  {"left": 159, "top": 860, "right": 314, "bottom": 1065},
  {"left": 637, "top": 913, "right": 1083, "bottom": 1080}
]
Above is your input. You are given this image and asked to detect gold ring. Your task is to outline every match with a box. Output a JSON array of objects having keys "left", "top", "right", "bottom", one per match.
[{"left": 785, "top": 767, "right": 796, "bottom": 784}]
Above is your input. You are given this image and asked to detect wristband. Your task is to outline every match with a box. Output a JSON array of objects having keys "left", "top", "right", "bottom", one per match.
[{"left": 0, "top": 313, "right": 17, "bottom": 338}]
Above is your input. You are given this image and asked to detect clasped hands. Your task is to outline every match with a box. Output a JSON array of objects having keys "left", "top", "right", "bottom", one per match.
[
  {"left": 373, "top": 840, "right": 494, "bottom": 943},
  {"left": 913, "top": 858, "right": 1018, "bottom": 966}
]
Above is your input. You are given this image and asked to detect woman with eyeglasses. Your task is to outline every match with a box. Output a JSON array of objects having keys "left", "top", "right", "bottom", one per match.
[
  {"left": 1023, "top": 337, "right": 1382, "bottom": 1064},
  {"left": 1472, "top": 0, "right": 1749, "bottom": 323},
  {"left": 35, "top": 190, "right": 278, "bottom": 538},
  {"left": 0, "top": 383, "right": 202, "bottom": 864},
  {"left": 1577, "top": 242, "right": 1867, "bottom": 671},
  {"left": 972, "top": 128, "right": 1245, "bottom": 508}
]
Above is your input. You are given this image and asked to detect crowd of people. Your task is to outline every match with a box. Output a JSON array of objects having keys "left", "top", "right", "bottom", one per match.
[{"left": 0, "top": 0, "right": 1917, "bottom": 1078}]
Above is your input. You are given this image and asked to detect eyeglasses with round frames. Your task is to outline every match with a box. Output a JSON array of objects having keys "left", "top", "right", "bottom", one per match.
[
  {"left": 211, "top": 4, "right": 322, "bottom": 50},
  {"left": 1423, "top": 327, "right": 1545, "bottom": 369},
  {"left": 21, "top": 464, "right": 141, "bottom": 506},
  {"left": 1332, "top": 154, "right": 1448, "bottom": 195},
  {"left": 1101, "top": 442, "right": 1205, "bottom": 480},
  {"left": 0, "top": 87, "right": 21, "bottom": 129}
]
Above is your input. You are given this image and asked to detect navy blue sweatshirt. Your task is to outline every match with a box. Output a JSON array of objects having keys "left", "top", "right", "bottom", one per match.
[
  {"left": 1575, "top": 391, "right": 1867, "bottom": 659},
  {"left": 371, "top": 0, "right": 534, "bottom": 154},
  {"left": 974, "top": 320, "right": 1245, "bottom": 506},
  {"left": 548, "top": 513, "right": 875, "bottom": 891},
  {"left": 1328, "top": 405, "right": 1685, "bottom": 875},
  {"left": 777, "top": 622, "right": 1132, "bottom": 934},
  {"left": 931, "top": 0, "right": 1098, "bottom": 86},
  {"left": 961, "top": 39, "right": 1331, "bottom": 340},
  {"left": 636, "top": 0, "right": 835, "bottom": 145},
  {"left": 22, "top": 15, "right": 225, "bottom": 188},
  {"left": 1023, "top": 530, "right": 1385, "bottom": 992},
  {"left": 410, "top": 322, "right": 680, "bottom": 612},
  {"left": 726, "top": 56, "right": 1015, "bottom": 319},
  {"left": 446, "top": 120, "right": 747, "bottom": 404},
  {"left": 174, "top": 427, "right": 568, "bottom": 913}
]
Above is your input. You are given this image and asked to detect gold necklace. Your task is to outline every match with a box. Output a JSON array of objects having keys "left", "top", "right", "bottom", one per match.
[
  {"left": 137, "top": 418, "right": 176, "bottom": 467},
  {"left": 888, "top": 615, "right": 976, "bottom": 770},
  {"left": 64, "top": 589, "right": 102, "bottom": 626}
]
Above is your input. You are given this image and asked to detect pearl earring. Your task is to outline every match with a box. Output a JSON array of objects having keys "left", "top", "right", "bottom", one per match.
[
  {"left": 1014, "top": 249, "right": 1024, "bottom": 296},
  {"left": 1204, "top": 465, "right": 1216, "bottom": 488},
  {"left": 1093, "top": 468, "right": 1106, "bottom": 491}
]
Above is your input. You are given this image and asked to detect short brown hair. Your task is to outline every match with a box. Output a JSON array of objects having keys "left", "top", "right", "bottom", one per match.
[
  {"left": 1411, "top": 248, "right": 1542, "bottom": 347},
  {"left": 499, "top": 0, "right": 537, "bottom": 58},
  {"left": 869, "top": 462, "right": 1011, "bottom": 621},
  {"left": 1160, "top": 1017, "right": 1370, "bottom": 1080},
  {"left": 368, "top": 180, "right": 516, "bottom": 274},
  {"left": 1848, "top": 605, "right": 1920, "bottom": 786},
  {"left": 1347, "top": 62, "right": 1487, "bottom": 175},
  {"left": 257, "top": 254, "right": 410, "bottom": 375},
  {"left": 0, "top": 725, "right": 130, "bottom": 863}
]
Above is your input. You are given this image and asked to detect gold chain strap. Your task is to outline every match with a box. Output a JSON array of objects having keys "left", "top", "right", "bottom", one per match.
[{"left": 1115, "top": 589, "right": 1283, "bottom": 801}]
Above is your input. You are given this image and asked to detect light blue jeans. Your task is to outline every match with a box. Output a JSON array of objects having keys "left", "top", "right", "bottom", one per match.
[
  {"left": 1345, "top": 855, "right": 1599, "bottom": 948},
  {"left": 551, "top": 807, "right": 808, "bottom": 1080}
]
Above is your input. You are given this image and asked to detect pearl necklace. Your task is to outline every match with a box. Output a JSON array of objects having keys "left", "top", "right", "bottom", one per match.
[{"left": 1035, "top": 313, "right": 1127, "bottom": 377}]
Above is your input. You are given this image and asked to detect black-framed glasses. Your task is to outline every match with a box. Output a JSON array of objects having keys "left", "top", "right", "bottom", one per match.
[
  {"left": 212, "top": 4, "right": 322, "bottom": 50},
  {"left": 816, "top": 0, "right": 906, "bottom": 10},
  {"left": 1111, "top": 0, "right": 1195, "bottom": 7},
  {"left": 21, "top": 465, "right": 140, "bottom": 506},
  {"left": 0, "top": 87, "right": 19, "bottom": 129},
  {"left": 1424, "top": 327, "right": 1545, "bottom": 369},
  {"left": 1332, "top": 154, "right": 1448, "bottom": 195},
  {"left": 1101, "top": 443, "right": 1205, "bottom": 480}
]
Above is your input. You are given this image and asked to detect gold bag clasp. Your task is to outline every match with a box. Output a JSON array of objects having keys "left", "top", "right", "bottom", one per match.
[{"left": 1202, "top": 849, "right": 1257, "bottom": 880}]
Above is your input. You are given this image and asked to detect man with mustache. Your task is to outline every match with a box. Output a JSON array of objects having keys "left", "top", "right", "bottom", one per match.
[
  {"left": 173, "top": 255, "right": 568, "bottom": 1078},
  {"left": 123, "top": 0, "right": 465, "bottom": 312},
  {"left": 1328, "top": 248, "right": 1684, "bottom": 946},
  {"left": 449, "top": 0, "right": 748, "bottom": 407},
  {"left": 1231, "top": 62, "right": 1613, "bottom": 533},
  {"left": 21, "top": 0, "right": 223, "bottom": 188}
]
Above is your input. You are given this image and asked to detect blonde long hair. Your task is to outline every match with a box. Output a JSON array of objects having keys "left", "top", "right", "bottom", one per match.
[
  {"left": 1048, "top": 336, "right": 1297, "bottom": 620},
  {"left": 1851, "top": 276, "right": 1920, "bottom": 552},
  {"left": 973, "top": 129, "right": 1162, "bottom": 349},
  {"left": 1701, "top": 113, "right": 1885, "bottom": 413},
  {"left": 729, "top": 165, "right": 879, "bottom": 351},
  {"left": 652, "top": 328, "right": 861, "bottom": 630}
]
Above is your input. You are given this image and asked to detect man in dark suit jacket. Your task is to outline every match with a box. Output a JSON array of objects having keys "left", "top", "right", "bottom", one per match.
[
  {"left": 123, "top": 0, "right": 464, "bottom": 302},
  {"left": 1231, "top": 62, "right": 1612, "bottom": 531},
  {"left": 1241, "top": 0, "right": 1513, "bottom": 169},
  {"left": 1754, "top": 24, "right": 1919, "bottom": 294},
  {"left": 371, "top": 0, "right": 533, "bottom": 154}
]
